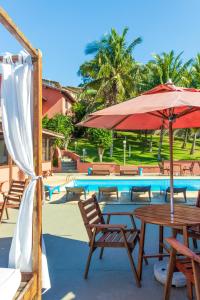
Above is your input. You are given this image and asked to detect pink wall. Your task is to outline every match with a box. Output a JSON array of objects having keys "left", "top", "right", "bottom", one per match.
[
  {"left": 42, "top": 87, "right": 64, "bottom": 118},
  {"left": 42, "top": 86, "right": 74, "bottom": 118}
]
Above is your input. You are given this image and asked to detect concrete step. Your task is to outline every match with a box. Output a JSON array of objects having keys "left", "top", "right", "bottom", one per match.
[{"left": 61, "top": 160, "right": 77, "bottom": 172}]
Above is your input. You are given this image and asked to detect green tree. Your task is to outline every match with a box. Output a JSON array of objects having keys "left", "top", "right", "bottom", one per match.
[
  {"left": 144, "top": 50, "right": 192, "bottom": 90},
  {"left": 42, "top": 114, "right": 74, "bottom": 148},
  {"left": 79, "top": 27, "right": 142, "bottom": 107},
  {"left": 88, "top": 128, "right": 112, "bottom": 162},
  {"left": 191, "top": 54, "right": 200, "bottom": 88},
  {"left": 142, "top": 51, "right": 192, "bottom": 159}
]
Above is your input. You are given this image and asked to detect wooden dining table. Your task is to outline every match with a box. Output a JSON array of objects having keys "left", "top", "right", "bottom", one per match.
[{"left": 134, "top": 204, "right": 200, "bottom": 281}]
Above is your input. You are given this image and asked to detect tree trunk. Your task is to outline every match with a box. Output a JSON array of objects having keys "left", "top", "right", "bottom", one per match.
[
  {"left": 110, "top": 130, "right": 113, "bottom": 157},
  {"left": 158, "top": 126, "right": 164, "bottom": 160},
  {"left": 149, "top": 134, "right": 153, "bottom": 152},
  {"left": 181, "top": 129, "right": 189, "bottom": 149},
  {"left": 190, "top": 132, "right": 197, "bottom": 155},
  {"left": 98, "top": 147, "right": 104, "bottom": 162}
]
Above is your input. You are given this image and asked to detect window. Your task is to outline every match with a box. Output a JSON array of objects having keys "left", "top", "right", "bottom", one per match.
[
  {"left": 42, "top": 138, "right": 51, "bottom": 161},
  {"left": 65, "top": 100, "right": 69, "bottom": 109},
  {"left": 0, "top": 138, "right": 8, "bottom": 165}
]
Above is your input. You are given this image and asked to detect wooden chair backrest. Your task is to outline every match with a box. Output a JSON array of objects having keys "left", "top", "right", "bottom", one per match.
[
  {"left": 8, "top": 179, "right": 28, "bottom": 201},
  {"left": 78, "top": 195, "right": 104, "bottom": 240}
]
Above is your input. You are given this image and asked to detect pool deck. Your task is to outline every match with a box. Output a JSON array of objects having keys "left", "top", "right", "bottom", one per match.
[{"left": 0, "top": 195, "right": 191, "bottom": 300}]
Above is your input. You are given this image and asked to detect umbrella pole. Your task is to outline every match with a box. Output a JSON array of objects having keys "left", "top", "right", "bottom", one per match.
[{"left": 169, "top": 120, "right": 174, "bottom": 216}]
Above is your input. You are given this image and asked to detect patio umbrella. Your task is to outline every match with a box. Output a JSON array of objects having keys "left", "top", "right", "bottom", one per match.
[{"left": 78, "top": 82, "right": 200, "bottom": 216}]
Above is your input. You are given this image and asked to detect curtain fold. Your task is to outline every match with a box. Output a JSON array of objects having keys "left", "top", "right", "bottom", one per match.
[{"left": 1, "top": 50, "right": 50, "bottom": 290}]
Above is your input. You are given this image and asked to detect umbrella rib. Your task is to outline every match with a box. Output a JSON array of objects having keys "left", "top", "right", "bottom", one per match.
[
  {"left": 175, "top": 107, "right": 200, "bottom": 119},
  {"left": 110, "top": 115, "right": 132, "bottom": 129},
  {"left": 147, "top": 111, "right": 168, "bottom": 119}
]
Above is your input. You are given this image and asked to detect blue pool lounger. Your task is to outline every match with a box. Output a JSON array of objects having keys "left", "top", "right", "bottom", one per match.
[{"left": 45, "top": 184, "right": 61, "bottom": 200}]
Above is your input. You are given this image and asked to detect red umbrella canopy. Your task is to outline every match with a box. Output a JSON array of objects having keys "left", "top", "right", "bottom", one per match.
[{"left": 79, "top": 83, "right": 200, "bottom": 130}]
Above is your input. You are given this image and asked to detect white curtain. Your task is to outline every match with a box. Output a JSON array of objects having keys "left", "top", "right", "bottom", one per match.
[{"left": 1, "top": 50, "right": 50, "bottom": 290}]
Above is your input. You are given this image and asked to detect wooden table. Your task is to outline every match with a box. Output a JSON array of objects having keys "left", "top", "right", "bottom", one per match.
[{"left": 134, "top": 204, "right": 200, "bottom": 281}]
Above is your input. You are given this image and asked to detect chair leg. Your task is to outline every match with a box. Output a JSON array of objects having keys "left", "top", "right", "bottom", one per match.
[
  {"left": 5, "top": 208, "right": 9, "bottom": 220},
  {"left": 186, "top": 281, "right": 193, "bottom": 300},
  {"left": 164, "top": 248, "right": 176, "bottom": 300},
  {"left": 183, "top": 191, "right": 187, "bottom": 203},
  {"left": 66, "top": 192, "right": 68, "bottom": 202},
  {"left": 125, "top": 245, "right": 141, "bottom": 287},
  {"left": 165, "top": 192, "right": 167, "bottom": 202},
  {"left": 131, "top": 191, "right": 133, "bottom": 202},
  {"left": 84, "top": 246, "right": 95, "bottom": 279},
  {"left": 148, "top": 190, "right": 151, "bottom": 202},
  {"left": 121, "top": 230, "right": 141, "bottom": 287},
  {"left": 99, "top": 247, "right": 104, "bottom": 259}
]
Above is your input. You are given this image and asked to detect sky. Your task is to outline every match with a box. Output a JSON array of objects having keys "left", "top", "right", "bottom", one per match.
[{"left": 1, "top": 0, "right": 200, "bottom": 87}]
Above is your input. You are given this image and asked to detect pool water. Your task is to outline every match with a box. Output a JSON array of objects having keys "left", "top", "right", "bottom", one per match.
[{"left": 73, "top": 178, "right": 200, "bottom": 192}]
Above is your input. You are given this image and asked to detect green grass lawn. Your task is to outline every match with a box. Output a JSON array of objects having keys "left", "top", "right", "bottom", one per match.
[{"left": 68, "top": 132, "right": 200, "bottom": 165}]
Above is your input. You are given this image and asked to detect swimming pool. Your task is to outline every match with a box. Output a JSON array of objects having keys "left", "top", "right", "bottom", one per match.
[{"left": 73, "top": 178, "right": 200, "bottom": 192}]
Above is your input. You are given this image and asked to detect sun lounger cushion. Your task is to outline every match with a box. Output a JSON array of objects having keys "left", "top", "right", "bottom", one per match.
[{"left": 0, "top": 268, "right": 21, "bottom": 300}]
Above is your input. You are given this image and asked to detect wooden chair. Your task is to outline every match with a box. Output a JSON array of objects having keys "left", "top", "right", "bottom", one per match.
[
  {"left": 120, "top": 165, "right": 138, "bottom": 176},
  {"left": 98, "top": 186, "right": 118, "bottom": 201},
  {"left": 182, "top": 161, "right": 195, "bottom": 176},
  {"left": 92, "top": 165, "right": 110, "bottom": 175},
  {"left": 3, "top": 180, "right": 28, "bottom": 218},
  {"left": 78, "top": 194, "right": 141, "bottom": 287},
  {"left": 66, "top": 186, "right": 88, "bottom": 201},
  {"left": 164, "top": 237, "right": 200, "bottom": 300}
]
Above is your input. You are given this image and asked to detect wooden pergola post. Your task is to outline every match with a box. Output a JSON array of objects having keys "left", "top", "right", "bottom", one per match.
[
  {"left": 33, "top": 49, "right": 42, "bottom": 300},
  {"left": 0, "top": 7, "right": 43, "bottom": 299}
]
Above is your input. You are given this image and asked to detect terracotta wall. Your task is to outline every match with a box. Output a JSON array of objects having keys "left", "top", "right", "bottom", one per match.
[
  {"left": 42, "top": 87, "right": 64, "bottom": 118},
  {"left": 42, "top": 86, "right": 74, "bottom": 118}
]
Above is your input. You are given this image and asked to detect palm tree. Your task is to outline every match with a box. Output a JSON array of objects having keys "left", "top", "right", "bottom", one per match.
[
  {"left": 78, "top": 27, "right": 142, "bottom": 107},
  {"left": 142, "top": 51, "right": 192, "bottom": 159},
  {"left": 143, "top": 50, "right": 192, "bottom": 90},
  {"left": 191, "top": 54, "right": 200, "bottom": 88}
]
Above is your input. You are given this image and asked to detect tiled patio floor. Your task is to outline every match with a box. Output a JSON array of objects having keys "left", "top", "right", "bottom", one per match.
[{"left": 0, "top": 193, "right": 193, "bottom": 300}]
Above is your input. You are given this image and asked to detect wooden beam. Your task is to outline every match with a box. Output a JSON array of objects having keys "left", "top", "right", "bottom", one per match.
[
  {"left": 0, "top": 8, "right": 37, "bottom": 57},
  {"left": 32, "top": 50, "right": 42, "bottom": 300}
]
